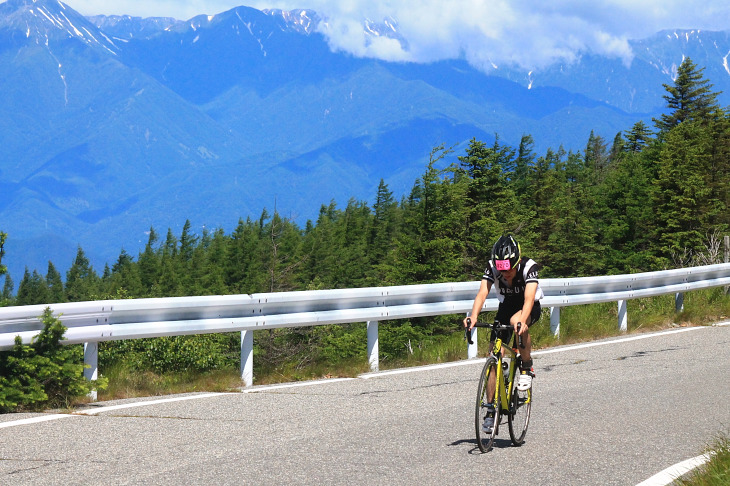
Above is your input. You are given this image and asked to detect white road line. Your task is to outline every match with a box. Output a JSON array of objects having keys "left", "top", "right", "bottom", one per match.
[
  {"left": 636, "top": 453, "right": 712, "bottom": 486},
  {"left": 0, "top": 414, "right": 71, "bottom": 429},
  {"left": 243, "top": 377, "right": 355, "bottom": 392},
  {"left": 532, "top": 326, "right": 705, "bottom": 356},
  {"left": 73, "top": 392, "right": 229, "bottom": 415},
  {"left": 360, "top": 359, "right": 484, "bottom": 379}
]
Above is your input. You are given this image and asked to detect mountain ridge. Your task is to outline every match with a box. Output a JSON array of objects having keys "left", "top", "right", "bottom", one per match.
[{"left": 1, "top": 0, "right": 730, "bottom": 285}]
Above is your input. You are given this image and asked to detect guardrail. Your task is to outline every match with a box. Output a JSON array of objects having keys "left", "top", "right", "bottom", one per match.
[{"left": 2, "top": 263, "right": 729, "bottom": 394}]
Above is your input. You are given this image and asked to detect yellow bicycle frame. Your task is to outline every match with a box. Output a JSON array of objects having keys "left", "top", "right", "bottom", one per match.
[{"left": 492, "top": 334, "right": 520, "bottom": 413}]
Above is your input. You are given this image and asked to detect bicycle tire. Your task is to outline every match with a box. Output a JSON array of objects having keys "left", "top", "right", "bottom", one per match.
[
  {"left": 475, "top": 357, "right": 500, "bottom": 452},
  {"left": 507, "top": 380, "right": 532, "bottom": 445}
]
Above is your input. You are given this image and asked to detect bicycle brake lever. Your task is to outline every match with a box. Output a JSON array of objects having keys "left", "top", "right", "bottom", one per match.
[
  {"left": 517, "top": 323, "right": 525, "bottom": 349},
  {"left": 465, "top": 318, "right": 474, "bottom": 345}
]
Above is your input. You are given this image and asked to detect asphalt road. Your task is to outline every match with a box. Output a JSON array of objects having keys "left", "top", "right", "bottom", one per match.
[{"left": 1, "top": 324, "right": 728, "bottom": 485}]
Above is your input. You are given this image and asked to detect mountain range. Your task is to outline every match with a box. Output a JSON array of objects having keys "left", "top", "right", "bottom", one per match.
[{"left": 1, "top": 0, "right": 730, "bottom": 284}]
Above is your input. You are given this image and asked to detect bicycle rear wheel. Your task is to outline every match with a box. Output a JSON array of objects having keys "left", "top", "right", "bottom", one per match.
[
  {"left": 475, "top": 357, "right": 500, "bottom": 452},
  {"left": 507, "top": 381, "right": 532, "bottom": 445}
]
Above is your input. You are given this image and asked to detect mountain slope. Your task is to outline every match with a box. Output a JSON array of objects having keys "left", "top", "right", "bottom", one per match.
[{"left": 1, "top": 1, "right": 730, "bottom": 284}]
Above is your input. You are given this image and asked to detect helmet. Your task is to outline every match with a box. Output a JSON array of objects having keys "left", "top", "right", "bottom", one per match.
[{"left": 491, "top": 235, "right": 520, "bottom": 272}]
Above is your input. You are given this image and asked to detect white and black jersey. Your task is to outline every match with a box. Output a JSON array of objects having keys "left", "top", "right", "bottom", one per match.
[{"left": 483, "top": 257, "right": 544, "bottom": 306}]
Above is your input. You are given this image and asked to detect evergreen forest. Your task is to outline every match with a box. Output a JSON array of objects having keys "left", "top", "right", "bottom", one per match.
[{"left": 1, "top": 58, "right": 729, "bottom": 384}]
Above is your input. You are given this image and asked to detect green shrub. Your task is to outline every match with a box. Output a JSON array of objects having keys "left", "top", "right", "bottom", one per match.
[
  {"left": 0, "top": 307, "right": 101, "bottom": 412},
  {"left": 100, "top": 334, "right": 237, "bottom": 374}
]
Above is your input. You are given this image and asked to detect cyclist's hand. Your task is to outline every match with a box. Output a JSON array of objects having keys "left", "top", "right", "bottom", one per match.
[
  {"left": 463, "top": 317, "right": 473, "bottom": 329},
  {"left": 516, "top": 322, "right": 528, "bottom": 336}
]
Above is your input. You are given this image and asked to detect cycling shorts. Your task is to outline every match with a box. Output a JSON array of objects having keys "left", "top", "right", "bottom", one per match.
[{"left": 490, "top": 301, "right": 541, "bottom": 343}]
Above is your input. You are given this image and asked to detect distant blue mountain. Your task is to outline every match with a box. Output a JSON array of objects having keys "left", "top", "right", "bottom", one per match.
[{"left": 1, "top": 0, "right": 729, "bottom": 286}]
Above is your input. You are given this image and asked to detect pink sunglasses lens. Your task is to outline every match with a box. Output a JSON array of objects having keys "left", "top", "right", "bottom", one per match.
[{"left": 495, "top": 260, "right": 511, "bottom": 271}]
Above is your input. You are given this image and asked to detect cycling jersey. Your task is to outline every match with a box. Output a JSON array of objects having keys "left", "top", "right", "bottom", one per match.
[{"left": 483, "top": 256, "right": 544, "bottom": 306}]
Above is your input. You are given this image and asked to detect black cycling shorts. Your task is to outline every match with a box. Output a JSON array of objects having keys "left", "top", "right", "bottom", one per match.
[{"left": 490, "top": 301, "right": 542, "bottom": 343}]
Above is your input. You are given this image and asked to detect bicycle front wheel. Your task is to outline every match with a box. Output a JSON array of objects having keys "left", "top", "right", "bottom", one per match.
[
  {"left": 508, "top": 381, "right": 532, "bottom": 445},
  {"left": 475, "top": 357, "right": 500, "bottom": 452}
]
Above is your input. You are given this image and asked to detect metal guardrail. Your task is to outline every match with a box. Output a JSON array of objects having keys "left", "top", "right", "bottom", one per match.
[{"left": 2, "top": 263, "right": 730, "bottom": 392}]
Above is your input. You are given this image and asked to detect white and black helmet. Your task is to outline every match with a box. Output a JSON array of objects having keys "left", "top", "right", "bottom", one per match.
[{"left": 491, "top": 235, "right": 521, "bottom": 271}]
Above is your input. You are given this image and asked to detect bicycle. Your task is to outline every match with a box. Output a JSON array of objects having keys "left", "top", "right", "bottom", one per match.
[{"left": 465, "top": 318, "right": 532, "bottom": 452}]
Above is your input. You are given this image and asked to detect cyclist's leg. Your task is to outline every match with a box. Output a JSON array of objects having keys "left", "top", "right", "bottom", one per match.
[
  {"left": 486, "top": 331, "right": 497, "bottom": 402},
  {"left": 509, "top": 301, "right": 541, "bottom": 363}
]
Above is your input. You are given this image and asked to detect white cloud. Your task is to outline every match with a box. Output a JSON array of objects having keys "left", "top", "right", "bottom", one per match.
[{"left": 66, "top": 0, "right": 730, "bottom": 69}]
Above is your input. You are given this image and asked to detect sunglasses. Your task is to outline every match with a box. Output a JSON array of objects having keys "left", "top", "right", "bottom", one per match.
[{"left": 495, "top": 259, "right": 512, "bottom": 271}]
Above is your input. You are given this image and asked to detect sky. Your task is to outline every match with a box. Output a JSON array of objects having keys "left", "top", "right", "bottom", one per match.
[{"left": 61, "top": 0, "right": 730, "bottom": 70}]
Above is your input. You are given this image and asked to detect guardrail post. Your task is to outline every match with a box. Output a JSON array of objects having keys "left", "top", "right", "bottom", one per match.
[
  {"left": 675, "top": 293, "right": 684, "bottom": 312},
  {"left": 618, "top": 300, "right": 627, "bottom": 332},
  {"left": 83, "top": 342, "right": 98, "bottom": 401},
  {"left": 550, "top": 307, "right": 560, "bottom": 337},
  {"left": 241, "top": 330, "right": 253, "bottom": 387},
  {"left": 467, "top": 313, "right": 478, "bottom": 359},
  {"left": 722, "top": 235, "right": 730, "bottom": 294},
  {"left": 367, "top": 321, "right": 379, "bottom": 372}
]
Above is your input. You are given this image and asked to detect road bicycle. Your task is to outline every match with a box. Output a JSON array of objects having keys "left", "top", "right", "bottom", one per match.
[{"left": 465, "top": 319, "right": 532, "bottom": 452}]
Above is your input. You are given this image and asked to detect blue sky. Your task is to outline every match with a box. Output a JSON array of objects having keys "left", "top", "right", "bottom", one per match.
[{"left": 65, "top": 0, "right": 730, "bottom": 69}]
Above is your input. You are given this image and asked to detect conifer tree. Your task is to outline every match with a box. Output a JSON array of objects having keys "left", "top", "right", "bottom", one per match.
[
  {"left": 179, "top": 220, "right": 198, "bottom": 263},
  {"left": 46, "top": 262, "right": 65, "bottom": 303},
  {"left": 514, "top": 134, "right": 536, "bottom": 196},
  {"left": 624, "top": 121, "right": 652, "bottom": 153},
  {"left": 138, "top": 227, "right": 160, "bottom": 292},
  {"left": 369, "top": 179, "right": 397, "bottom": 263},
  {"left": 65, "top": 247, "right": 99, "bottom": 302},
  {"left": 227, "top": 217, "right": 266, "bottom": 293},
  {"left": 585, "top": 130, "right": 610, "bottom": 182},
  {"left": 0, "top": 231, "right": 6, "bottom": 278},
  {"left": 1, "top": 273, "right": 13, "bottom": 305},
  {"left": 16, "top": 268, "right": 49, "bottom": 305},
  {"left": 654, "top": 57, "right": 721, "bottom": 133},
  {"left": 651, "top": 121, "right": 712, "bottom": 260}
]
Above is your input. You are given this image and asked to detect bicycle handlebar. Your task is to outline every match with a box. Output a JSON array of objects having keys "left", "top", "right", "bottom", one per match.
[{"left": 464, "top": 318, "right": 524, "bottom": 349}]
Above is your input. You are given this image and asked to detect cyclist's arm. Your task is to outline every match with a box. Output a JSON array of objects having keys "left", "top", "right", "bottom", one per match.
[
  {"left": 516, "top": 281, "right": 538, "bottom": 334},
  {"left": 464, "top": 279, "right": 492, "bottom": 329}
]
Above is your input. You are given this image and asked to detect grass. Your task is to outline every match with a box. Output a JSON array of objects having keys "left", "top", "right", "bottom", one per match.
[
  {"left": 675, "top": 435, "right": 730, "bottom": 485},
  {"left": 94, "top": 287, "right": 730, "bottom": 401},
  {"left": 99, "top": 364, "right": 245, "bottom": 400}
]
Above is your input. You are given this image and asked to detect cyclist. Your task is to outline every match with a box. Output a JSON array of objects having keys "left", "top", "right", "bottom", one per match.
[{"left": 463, "top": 234, "right": 543, "bottom": 433}]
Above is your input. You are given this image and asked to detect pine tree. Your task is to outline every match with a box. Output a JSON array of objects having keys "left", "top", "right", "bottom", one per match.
[
  {"left": 227, "top": 217, "right": 266, "bottom": 293},
  {"left": 368, "top": 179, "right": 397, "bottom": 264},
  {"left": 107, "top": 249, "right": 142, "bottom": 297},
  {"left": 65, "top": 247, "right": 99, "bottom": 302},
  {"left": 138, "top": 227, "right": 160, "bottom": 292},
  {"left": 584, "top": 130, "right": 610, "bottom": 182},
  {"left": 514, "top": 134, "right": 536, "bottom": 196},
  {"left": 179, "top": 220, "right": 198, "bottom": 263},
  {"left": 651, "top": 121, "right": 713, "bottom": 260},
  {"left": 16, "top": 268, "right": 49, "bottom": 305},
  {"left": 654, "top": 57, "right": 721, "bottom": 133},
  {"left": 1, "top": 273, "right": 14, "bottom": 304},
  {"left": 624, "top": 121, "right": 652, "bottom": 153},
  {"left": 0, "top": 231, "right": 6, "bottom": 278},
  {"left": 46, "top": 262, "right": 65, "bottom": 303}
]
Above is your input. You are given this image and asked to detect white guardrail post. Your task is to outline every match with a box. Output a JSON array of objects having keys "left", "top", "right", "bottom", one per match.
[
  {"left": 722, "top": 235, "right": 730, "bottom": 294},
  {"left": 675, "top": 292, "right": 684, "bottom": 312},
  {"left": 367, "top": 321, "right": 379, "bottom": 372},
  {"left": 241, "top": 330, "right": 253, "bottom": 387},
  {"left": 618, "top": 300, "right": 628, "bottom": 332},
  {"left": 550, "top": 307, "right": 560, "bottom": 337},
  {"left": 83, "top": 342, "right": 98, "bottom": 400}
]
